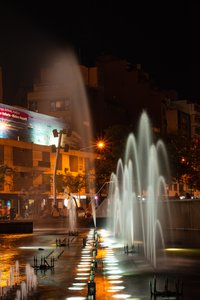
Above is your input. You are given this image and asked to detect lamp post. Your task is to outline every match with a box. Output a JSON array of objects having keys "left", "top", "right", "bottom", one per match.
[{"left": 52, "top": 129, "right": 69, "bottom": 207}]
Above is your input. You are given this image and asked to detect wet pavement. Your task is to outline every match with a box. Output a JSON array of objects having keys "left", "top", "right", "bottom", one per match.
[{"left": 0, "top": 217, "right": 200, "bottom": 299}]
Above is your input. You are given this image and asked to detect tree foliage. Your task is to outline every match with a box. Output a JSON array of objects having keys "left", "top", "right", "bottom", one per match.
[
  {"left": 56, "top": 173, "right": 86, "bottom": 194},
  {"left": 0, "top": 165, "right": 14, "bottom": 183},
  {"left": 165, "top": 134, "right": 200, "bottom": 190},
  {"left": 95, "top": 124, "right": 131, "bottom": 195}
]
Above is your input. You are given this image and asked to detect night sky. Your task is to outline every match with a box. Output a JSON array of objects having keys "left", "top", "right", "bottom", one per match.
[{"left": 1, "top": 1, "right": 200, "bottom": 104}]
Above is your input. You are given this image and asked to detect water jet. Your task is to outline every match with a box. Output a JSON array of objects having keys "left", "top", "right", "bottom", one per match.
[{"left": 106, "top": 111, "right": 171, "bottom": 268}]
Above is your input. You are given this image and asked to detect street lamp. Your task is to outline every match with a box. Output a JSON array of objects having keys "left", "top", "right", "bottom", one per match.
[
  {"left": 79, "top": 140, "right": 106, "bottom": 151},
  {"left": 52, "top": 129, "right": 70, "bottom": 207}
]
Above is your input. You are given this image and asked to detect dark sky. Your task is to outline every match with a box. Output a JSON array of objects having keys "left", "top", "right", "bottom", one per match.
[{"left": 1, "top": 1, "right": 200, "bottom": 105}]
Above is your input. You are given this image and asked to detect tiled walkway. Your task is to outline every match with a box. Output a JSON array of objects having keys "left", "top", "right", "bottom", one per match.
[{"left": 0, "top": 218, "right": 200, "bottom": 299}]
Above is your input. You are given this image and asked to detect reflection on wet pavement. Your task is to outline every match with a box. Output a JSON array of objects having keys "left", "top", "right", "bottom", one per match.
[{"left": 0, "top": 221, "right": 200, "bottom": 299}]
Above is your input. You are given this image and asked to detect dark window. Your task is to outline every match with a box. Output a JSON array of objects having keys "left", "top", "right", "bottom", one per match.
[
  {"left": 50, "top": 98, "right": 70, "bottom": 112},
  {"left": 194, "top": 115, "right": 200, "bottom": 123},
  {"left": 38, "top": 161, "right": 50, "bottom": 167},
  {"left": 38, "top": 151, "right": 51, "bottom": 167},
  {"left": 13, "top": 147, "right": 33, "bottom": 167},
  {"left": 13, "top": 172, "right": 33, "bottom": 191},
  {"left": 195, "top": 127, "right": 200, "bottom": 134},
  {"left": 42, "top": 174, "right": 51, "bottom": 191},
  {"left": 179, "top": 184, "right": 184, "bottom": 193},
  {"left": 85, "top": 158, "right": 93, "bottom": 173},
  {"left": 42, "top": 151, "right": 50, "bottom": 162},
  {"left": 29, "top": 101, "right": 38, "bottom": 112},
  {"left": 194, "top": 104, "right": 200, "bottom": 113},
  {"left": 69, "top": 155, "right": 78, "bottom": 172},
  {"left": 58, "top": 154, "right": 62, "bottom": 170},
  {"left": 0, "top": 145, "right": 4, "bottom": 164},
  {"left": 0, "top": 183, "right": 3, "bottom": 191}
]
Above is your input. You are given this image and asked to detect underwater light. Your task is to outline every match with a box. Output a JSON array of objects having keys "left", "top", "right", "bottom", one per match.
[
  {"left": 65, "top": 297, "right": 86, "bottom": 300},
  {"left": 112, "top": 294, "right": 132, "bottom": 299},
  {"left": 106, "top": 269, "right": 122, "bottom": 275},
  {"left": 77, "top": 268, "right": 90, "bottom": 271},
  {"left": 104, "top": 258, "right": 118, "bottom": 263},
  {"left": 104, "top": 266, "right": 119, "bottom": 270},
  {"left": 109, "top": 280, "right": 123, "bottom": 284},
  {"left": 68, "top": 286, "right": 84, "bottom": 290},
  {"left": 77, "top": 273, "right": 90, "bottom": 276},
  {"left": 108, "top": 286, "right": 125, "bottom": 291},
  {"left": 107, "top": 275, "right": 122, "bottom": 280},
  {"left": 165, "top": 248, "right": 200, "bottom": 253}
]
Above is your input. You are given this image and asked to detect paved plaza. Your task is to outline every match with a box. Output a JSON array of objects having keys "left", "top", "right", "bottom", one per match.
[{"left": 0, "top": 217, "right": 200, "bottom": 299}]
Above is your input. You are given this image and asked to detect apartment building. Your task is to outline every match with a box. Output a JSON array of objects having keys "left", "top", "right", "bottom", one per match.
[
  {"left": 161, "top": 99, "right": 200, "bottom": 197},
  {"left": 162, "top": 99, "right": 200, "bottom": 140},
  {"left": 27, "top": 57, "right": 100, "bottom": 141},
  {"left": 27, "top": 56, "right": 174, "bottom": 136},
  {"left": 173, "top": 100, "right": 200, "bottom": 140},
  {"left": 0, "top": 103, "right": 97, "bottom": 219}
]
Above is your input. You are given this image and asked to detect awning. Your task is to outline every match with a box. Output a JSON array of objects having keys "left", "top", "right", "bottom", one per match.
[{"left": 0, "top": 193, "right": 19, "bottom": 200}]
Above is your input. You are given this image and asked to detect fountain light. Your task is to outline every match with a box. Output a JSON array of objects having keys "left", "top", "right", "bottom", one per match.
[
  {"left": 111, "top": 295, "right": 133, "bottom": 299},
  {"left": 68, "top": 286, "right": 84, "bottom": 290},
  {"left": 107, "top": 275, "right": 122, "bottom": 280},
  {"left": 104, "top": 266, "right": 119, "bottom": 270},
  {"left": 108, "top": 286, "right": 125, "bottom": 291},
  {"left": 76, "top": 273, "right": 90, "bottom": 276},
  {"left": 106, "top": 263, "right": 118, "bottom": 266},
  {"left": 99, "top": 228, "right": 109, "bottom": 236},
  {"left": 81, "top": 250, "right": 91, "bottom": 253},
  {"left": 72, "top": 282, "right": 87, "bottom": 286},
  {"left": 65, "top": 297, "right": 86, "bottom": 300},
  {"left": 104, "top": 258, "right": 119, "bottom": 263},
  {"left": 77, "top": 268, "right": 90, "bottom": 271},
  {"left": 165, "top": 248, "right": 200, "bottom": 254},
  {"left": 81, "top": 256, "right": 91, "bottom": 259},
  {"left": 105, "top": 269, "right": 123, "bottom": 275}
]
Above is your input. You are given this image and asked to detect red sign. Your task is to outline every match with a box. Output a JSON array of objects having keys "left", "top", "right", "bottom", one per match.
[{"left": 0, "top": 107, "right": 28, "bottom": 121}]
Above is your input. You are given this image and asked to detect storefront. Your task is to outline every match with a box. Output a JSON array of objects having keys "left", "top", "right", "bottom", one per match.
[{"left": 0, "top": 193, "right": 19, "bottom": 219}]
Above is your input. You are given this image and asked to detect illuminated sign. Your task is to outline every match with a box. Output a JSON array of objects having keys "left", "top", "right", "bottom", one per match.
[
  {"left": 0, "top": 103, "right": 68, "bottom": 146},
  {"left": 0, "top": 107, "right": 28, "bottom": 121}
]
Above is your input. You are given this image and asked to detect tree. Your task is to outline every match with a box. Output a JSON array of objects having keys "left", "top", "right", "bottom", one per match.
[
  {"left": 95, "top": 124, "right": 131, "bottom": 198},
  {"left": 165, "top": 133, "right": 200, "bottom": 191},
  {"left": 0, "top": 165, "right": 14, "bottom": 190},
  {"left": 56, "top": 173, "right": 86, "bottom": 194}
]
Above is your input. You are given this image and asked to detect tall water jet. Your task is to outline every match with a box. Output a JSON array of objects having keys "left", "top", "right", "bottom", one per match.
[
  {"left": 68, "top": 194, "right": 77, "bottom": 232},
  {"left": 107, "top": 111, "right": 171, "bottom": 268},
  {"left": 49, "top": 49, "right": 96, "bottom": 226}
]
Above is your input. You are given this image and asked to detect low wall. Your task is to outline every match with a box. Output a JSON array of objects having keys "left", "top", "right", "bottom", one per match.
[
  {"left": 0, "top": 221, "right": 33, "bottom": 234},
  {"left": 96, "top": 199, "right": 200, "bottom": 230},
  {"left": 159, "top": 200, "right": 200, "bottom": 230}
]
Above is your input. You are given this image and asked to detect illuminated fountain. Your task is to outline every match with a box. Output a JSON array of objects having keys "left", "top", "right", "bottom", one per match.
[
  {"left": 50, "top": 50, "right": 97, "bottom": 228},
  {"left": 68, "top": 194, "right": 78, "bottom": 233},
  {"left": 107, "top": 111, "right": 171, "bottom": 268}
]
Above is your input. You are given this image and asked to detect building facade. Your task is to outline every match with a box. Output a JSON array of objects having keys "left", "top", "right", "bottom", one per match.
[{"left": 0, "top": 104, "right": 97, "bottom": 219}]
